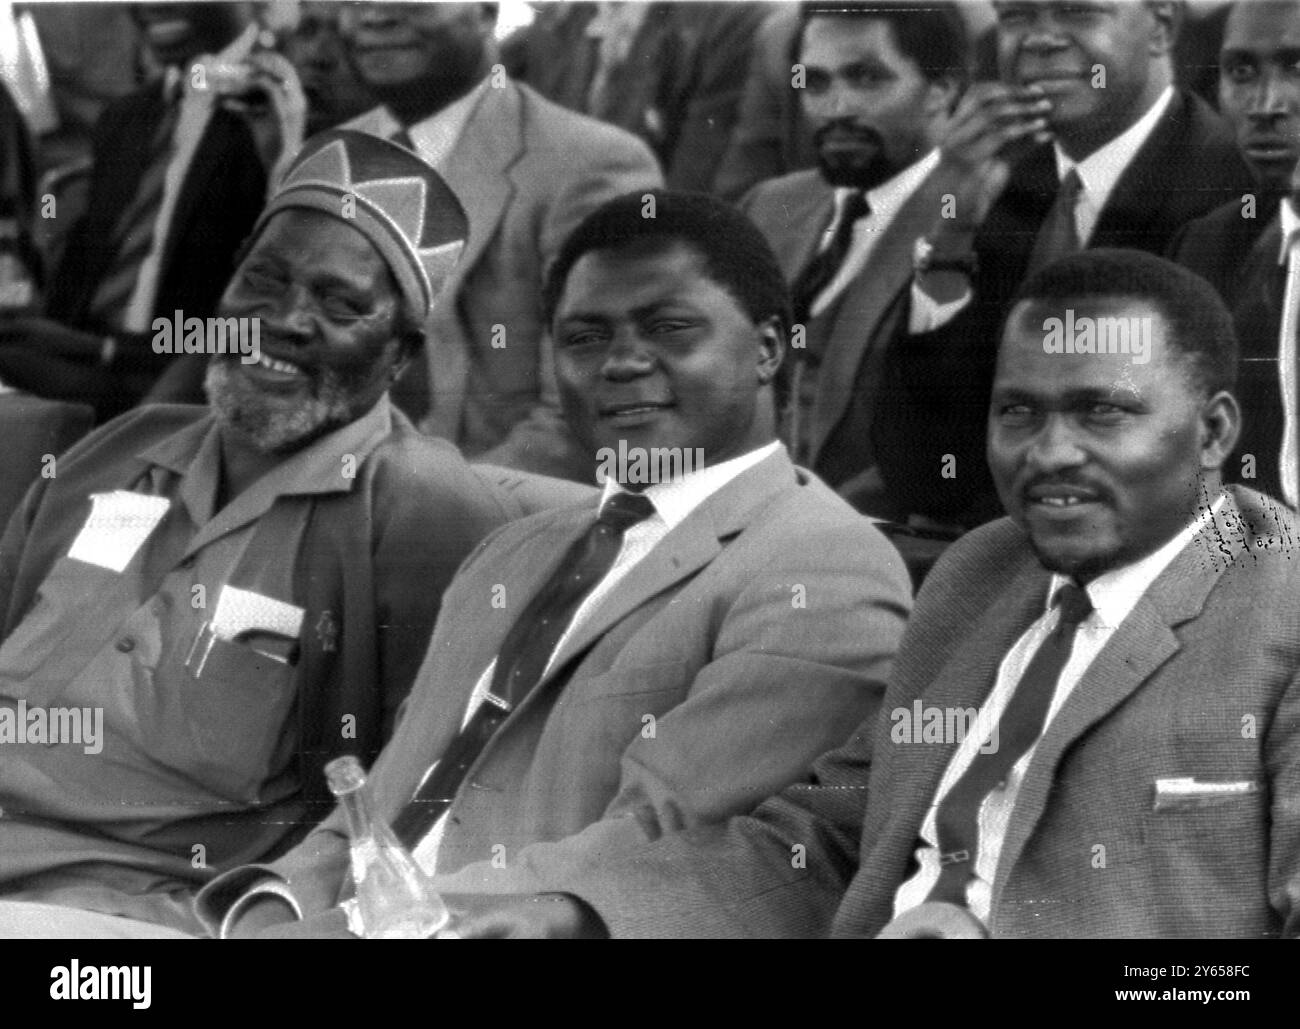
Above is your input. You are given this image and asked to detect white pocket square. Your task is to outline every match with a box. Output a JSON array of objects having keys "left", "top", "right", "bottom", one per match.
[{"left": 1153, "top": 777, "right": 1259, "bottom": 811}]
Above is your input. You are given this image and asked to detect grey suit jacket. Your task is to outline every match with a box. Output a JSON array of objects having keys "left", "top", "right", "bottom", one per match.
[
  {"left": 355, "top": 80, "right": 663, "bottom": 482},
  {"left": 197, "top": 447, "right": 912, "bottom": 924},
  {"left": 548, "top": 485, "right": 1300, "bottom": 938}
]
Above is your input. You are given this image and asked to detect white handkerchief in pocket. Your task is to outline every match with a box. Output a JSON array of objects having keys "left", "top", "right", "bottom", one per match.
[
  {"left": 211, "top": 585, "right": 305, "bottom": 642},
  {"left": 1153, "top": 776, "right": 1260, "bottom": 812},
  {"left": 67, "top": 490, "right": 171, "bottom": 572}
]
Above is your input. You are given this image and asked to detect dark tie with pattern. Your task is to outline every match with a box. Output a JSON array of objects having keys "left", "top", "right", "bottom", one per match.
[
  {"left": 925, "top": 581, "right": 1094, "bottom": 906},
  {"left": 1026, "top": 168, "right": 1084, "bottom": 278},
  {"left": 791, "top": 190, "right": 870, "bottom": 325},
  {"left": 87, "top": 83, "right": 184, "bottom": 330},
  {"left": 392, "top": 490, "right": 658, "bottom": 847}
]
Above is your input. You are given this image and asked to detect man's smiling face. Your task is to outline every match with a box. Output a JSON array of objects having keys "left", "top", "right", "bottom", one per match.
[
  {"left": 551, "top": 240, "right": 780, "bottom": 473},
  {"left": 206, "top": 208, "right": 408, "bottom": 454},
  {"left": 993, "top": 1, "right": 1170, "bottom": 149},
  {"left": 988, "top": 296, "right": 1213, "bottom": 581}
]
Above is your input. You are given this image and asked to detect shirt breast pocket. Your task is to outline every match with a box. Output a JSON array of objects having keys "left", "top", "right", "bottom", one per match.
[
  {"left": 151, "top": 633, "right": 300, "bottom": 806},
  {"left": 0, "top": 557, "right": 122, "bottom": 701}
]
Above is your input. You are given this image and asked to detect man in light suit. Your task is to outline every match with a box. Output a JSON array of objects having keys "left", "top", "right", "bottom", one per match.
[
  {"left": 194, "top": 191, "right": 911, "bottom": 938},
  {"left": 737, "top": 2, "right": 970, "bottom": 523},
  {"left": 337, "top": 2, "right": 663, "bottom": 482},
  {"left": 453, "top": 249, "right": 1300, "bottom": 939}
]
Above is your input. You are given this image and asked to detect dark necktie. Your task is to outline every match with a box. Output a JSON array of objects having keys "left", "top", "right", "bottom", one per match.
[
  {"left": 926, "top": 581, "right": 1094, "bottom": 906},
  {"left": 392, "top": 490, "right": 657, "bottom": 847},
  {"left": 87, "top": 81, "right": 184, "bottom": 330},
  {"left": 487, "top": 490, "right": 657, "bottom": 705},
  {"left": 791, "top": 190, "right": 870, "bottom": 325},
  {"left": 1026, "top": 168, "right": 1084, "bottom": 278}
]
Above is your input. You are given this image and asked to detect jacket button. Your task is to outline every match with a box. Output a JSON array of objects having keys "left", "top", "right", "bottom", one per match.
[{"left": 115, "top": 637, "right": 135, "bottom": 653}]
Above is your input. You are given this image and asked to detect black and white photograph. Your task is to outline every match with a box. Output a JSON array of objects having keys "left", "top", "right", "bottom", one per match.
[{"left": 0, "top": 0, "right": 1289, "bottom": 996}]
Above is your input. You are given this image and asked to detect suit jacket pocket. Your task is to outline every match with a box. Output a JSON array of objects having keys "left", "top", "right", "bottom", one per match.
[
  {"left": 1144, "top": 785, "right": 1266, "bottom": 844},
  {"left": 549, "top": 661, "right": 688, "bottom": 783}
]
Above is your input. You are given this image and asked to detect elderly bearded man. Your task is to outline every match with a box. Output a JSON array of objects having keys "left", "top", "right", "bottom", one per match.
[{"left": 0, "top": 130, "right": 515, "bottom": 934}]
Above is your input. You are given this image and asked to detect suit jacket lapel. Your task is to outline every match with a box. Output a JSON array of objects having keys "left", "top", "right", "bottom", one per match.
[
  {"left": 162, "top": 110, "right": 222, "bottom": 275},
  {"left": 889, "top": 560, "right": 1050, "bottom": 826},
  {"left": 778, "top": 182, "right": 836, "bottom": 284},
  {"left": 422, "top": 82, "right": 524, "bottom": 438},
  {"left": 1092, "top": 90, "right": 1187, "bottom": 244},
  {"left": 531, "top": 449, "right": 799, "bottom": 695},
  {"left": 811, "top": 168, "right": 952, "bottom": 456},
  {"left": 989, "top": 492, "right": 1241, "bottom": 917}
]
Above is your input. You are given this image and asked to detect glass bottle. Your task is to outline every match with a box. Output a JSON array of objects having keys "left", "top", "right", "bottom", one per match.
[{"left": 324, "top": 755, "right": 451, "bottom": 939}]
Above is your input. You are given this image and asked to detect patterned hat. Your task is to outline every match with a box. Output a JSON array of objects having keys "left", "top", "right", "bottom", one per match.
[{"left": 250, "top": 129, "right": 467, "bottom": 320}]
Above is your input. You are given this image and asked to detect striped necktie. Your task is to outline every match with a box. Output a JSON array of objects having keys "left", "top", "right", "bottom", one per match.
[
  {"left": 86, "top": 83, "right": 184, "bottom": 331},
  {"left": 392, "top": 491, "right": 657, "bottom": 847},
  {"left": 925, "top": 581, "right": 1094, "bottom": 906}
]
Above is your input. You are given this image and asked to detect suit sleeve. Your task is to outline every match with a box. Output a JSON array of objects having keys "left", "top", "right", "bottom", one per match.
[
  {"left": 871, "top": 297, "right": 1002, "bottom": 524},
  {"left": 1267, "top": 663, "right": 1300, "bottom": 937},
  {"left": 473, "top": 131, "right": 663, "bottom": 481},
  {"left": 369, "top": 445, "right": 517, "bottom": 738},
  {"left": 425, "top": 517, "right": 912, "bottom": 936}
]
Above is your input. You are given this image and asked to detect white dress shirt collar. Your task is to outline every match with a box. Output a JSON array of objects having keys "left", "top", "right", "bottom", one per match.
[
  {"left": 1278, "top": 195, "right": 1300, "bottom": 264},
  {"left": 345, "top": 77, "right": 492, "bottom": 169},
  {"left": 598, "top": 440, "right": 783, "bottom": 532},
  {"left": 1046, "top": 492, "right": 1224, "bottom": 631},
  {"left": 1053, "top": 85, "right": 1174, "bottom": 241},
  {"left": 832, "top": 147, "right": 941, "bottom": 232}
]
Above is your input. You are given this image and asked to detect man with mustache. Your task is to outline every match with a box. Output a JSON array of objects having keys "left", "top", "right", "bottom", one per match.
[
  {"left": 737, "top": 1, "right": 973, "bottom": 531},
  {"left": 874, "top": 0, "right": 1252, "bottom": 530},
  {"left": 192, "top": 191, "right": 911, "bottom": 940},
  {"left": 0, "top": 130, "right": 515, "bottom": 933},
  {"left": 445, "top": 248, "right": 1300, "bottom": 940},
  {"left": 1170, "top": 0, "right": 1300, "bottom": 508}
]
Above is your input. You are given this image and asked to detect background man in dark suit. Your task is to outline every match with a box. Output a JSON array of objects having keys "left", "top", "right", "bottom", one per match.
[
  {"left": 338, "top": 1, "right": 663, "bottom": 482},
  {"left": 1170, "top": 0, "right": 1300, "bottom": 507},
  {"left": 195, "top": 191, "right": 912, "bottom": 939},
  {"left": 0, "top": 3, "right": 267, "bottom": 420},
  {"left": 875, "top": 0, "right": 1253, "bottom": 528},
  {"left": 448, "top": 249, "right": 1300, "bottom": 940}
]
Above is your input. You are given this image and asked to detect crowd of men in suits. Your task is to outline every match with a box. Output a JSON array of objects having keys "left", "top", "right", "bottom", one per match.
[{"left": 0, "top": 0, "right": 1298, "bottom": 939}]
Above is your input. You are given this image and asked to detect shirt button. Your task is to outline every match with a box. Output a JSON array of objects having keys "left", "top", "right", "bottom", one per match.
[{"left": 115, "top": 637, "right": 135, "bottom": 653}]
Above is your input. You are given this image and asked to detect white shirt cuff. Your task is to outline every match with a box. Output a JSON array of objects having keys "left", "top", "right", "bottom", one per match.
[{"left": 218, "top": 879, "right": 304, "bottom": 939}]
